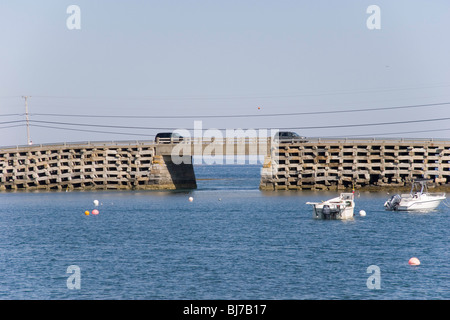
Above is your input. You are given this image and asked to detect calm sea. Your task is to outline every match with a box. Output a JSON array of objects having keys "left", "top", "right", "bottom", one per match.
[{"left": 0, "top": 165, "right": 448, "bottom": 300}]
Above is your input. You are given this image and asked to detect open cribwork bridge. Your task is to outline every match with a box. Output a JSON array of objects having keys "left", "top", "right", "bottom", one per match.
[
  {"left": 0, "top": 138, "right": 270, "bottom": 191},
  {"left": 1, "top": 137, "right": 449, "bottom": 191},
  {"left": 261, "top": 138, "right": 450, "bottom": 191}
]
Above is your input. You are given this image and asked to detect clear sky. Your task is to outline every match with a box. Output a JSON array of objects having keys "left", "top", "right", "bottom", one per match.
[{"left": 1, "top": 0, "right": 449, "bottom": 146}]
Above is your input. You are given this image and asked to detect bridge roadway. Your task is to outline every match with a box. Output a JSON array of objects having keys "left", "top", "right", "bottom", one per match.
[{"left": 0, "top": 137, "right": 273, "bottom": 156}]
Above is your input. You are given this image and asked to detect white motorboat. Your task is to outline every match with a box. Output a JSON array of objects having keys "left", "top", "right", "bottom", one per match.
[
  {"left": 384, "top": 179, "right": 446, "bottom": 211},
  {"left": 306, "top": 193, "right": 355, "bottom": 220}
]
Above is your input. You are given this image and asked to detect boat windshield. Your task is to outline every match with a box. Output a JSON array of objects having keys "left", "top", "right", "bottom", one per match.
[
  {"left": 410, "top": 179, "right": 432, "bottom": 195},
  {"left": 340, "top": 193, "right": 354, "bottom": 200}
]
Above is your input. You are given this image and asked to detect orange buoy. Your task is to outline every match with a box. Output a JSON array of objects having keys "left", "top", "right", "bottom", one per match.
[
  {"left": 408, "top": 257, "right": 420, "bottom": 266},
  {"left": 84, "top": 211, "right": 90, "bottom": 216}
]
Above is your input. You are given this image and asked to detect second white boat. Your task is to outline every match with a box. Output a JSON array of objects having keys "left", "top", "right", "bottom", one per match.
[
  {"left": 306, "top": 193, "right": 355, "bottom": 220},
  {"left": 384, "top": 179, "right": 446, "bottom": 211}
]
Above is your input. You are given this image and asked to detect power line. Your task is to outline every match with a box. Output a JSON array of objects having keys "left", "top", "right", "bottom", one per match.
[
  {"left": 29, "top": 116, "right": 450, "bottom": 131},
  {"left": 282, "top": 117, "right": 450, "bottom": 130},
  {"left": 24, "top": 82, "right": 450, "bottom": 100},
  {"left": 3, "top": 111, "right": 450, "bottom": 139},
  {"left": 27, "top": 123, "right": 450, "bottom": 138},
  {"left": 0, "top": 120, "right": 25, "bottom": 125},
  {"left": 0, "top": 124, "right": 25, "bottom": 130},
  {"left": 2, "top": 101, "right": 450, "bottom": 119},
  {"left": 25, "top": 101, "right": 450, "bottom": 119},
  {"left": 31, "top": 124, "right": 154, "bottom": 137},
  {"left": 324, "top": 127, "right": 450, "bottom": 138},
  {"left": 0, "top": 114, "right": 23, "bottom": 117}
]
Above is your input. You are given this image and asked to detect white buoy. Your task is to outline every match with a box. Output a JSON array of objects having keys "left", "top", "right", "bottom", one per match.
[
  {"left": 359, "top": 210, "right": 366, "bottom": 216},
  {"left": 93, "top": 200, "right": 99, "bottom": 206},
  {"left": 189, "top": 197, "right": 194, "bottom": 202}
]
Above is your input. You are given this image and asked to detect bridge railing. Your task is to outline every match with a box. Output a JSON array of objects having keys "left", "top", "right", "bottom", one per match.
[
  {"left": 155, "top": 137, "right": 273, "bottom": 144},
  {"left": 146, "top": 136, "right": 450, "bottom": 144}
]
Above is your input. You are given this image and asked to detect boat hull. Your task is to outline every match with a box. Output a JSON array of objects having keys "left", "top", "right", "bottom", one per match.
[
  {"left": 312, "top": 205, "right": 354, "bottom": 220},
  {"left": 396, "top": 196, "right": 446, "bottom": 211},
  {"left": 384, "top": 179, "right": 447, "bottom": 212}
]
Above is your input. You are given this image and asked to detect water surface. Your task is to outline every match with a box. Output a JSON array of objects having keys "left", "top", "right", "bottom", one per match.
[{"left": 0, "top": 165, "right": 448, "bottom": 299}]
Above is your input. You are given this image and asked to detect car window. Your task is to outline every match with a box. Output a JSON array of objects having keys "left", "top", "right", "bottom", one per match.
[{"left": 157, "top": 133, "right": 170, "bottom": 138}]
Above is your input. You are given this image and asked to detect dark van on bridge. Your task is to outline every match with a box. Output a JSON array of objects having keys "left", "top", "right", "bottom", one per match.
[
  {"left": 273, "top": 131, "right": 307, "bottom": 143},
  {"left": 155, "top": 132, "right": 184, "bottom": 144}
]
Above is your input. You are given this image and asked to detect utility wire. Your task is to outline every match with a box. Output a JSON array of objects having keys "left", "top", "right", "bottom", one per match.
[
  {"left": 0, "top": 124, "right": 25, "bottom": 130},
  {"left": 324, "top": 127, "right": 450, "bottom": 138},
  {"left": 31, "top": 124, "right": 154, "bottom": 137},
  {"left": 22, "top": 82, "right": 450, "bottom": 100},
  {"left": 0, "top": 113, "right": 23, "bottom": 117},
  {"left": 22, "top": 101, "right": 450, "bottom": 119},
  {"left": 2, "top": 101, "right": 450, "bottom": 119},
  {"left": 28, "top": 116, "right": 450, "bottom": 131},
  {"left": 29, "top": 124, "right": 450, "bottom": 138},
  {"left": 0, "top": 120, "right": 25, "bottom": 125}
]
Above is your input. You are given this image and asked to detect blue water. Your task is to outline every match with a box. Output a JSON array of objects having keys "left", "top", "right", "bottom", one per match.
[{"left": 0, "top": 165, "right": 448, "bottom": 300}]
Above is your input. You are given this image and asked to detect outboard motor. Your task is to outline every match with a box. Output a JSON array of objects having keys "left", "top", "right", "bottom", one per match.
[
  {"left": 331, "top": 205, "right": 341, "bottom": 219},
  {"left": 322, "top": 205, "right": 331, "bottom": 219},
  {"left": 385, "top": 194, "right": 401, "bottom": 211}
]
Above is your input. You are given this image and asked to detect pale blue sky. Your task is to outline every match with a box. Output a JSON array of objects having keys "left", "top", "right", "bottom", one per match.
[{"left": 1, "top": 0, "right": 449, "bottom": 146}]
